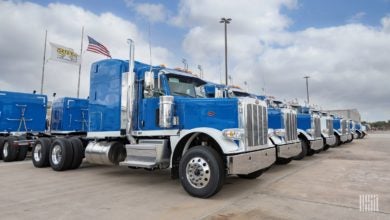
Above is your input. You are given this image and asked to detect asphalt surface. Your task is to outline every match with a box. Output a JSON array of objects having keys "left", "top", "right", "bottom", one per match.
[{"left": 0, "top": 132, "right": 389, "bottom": 220}]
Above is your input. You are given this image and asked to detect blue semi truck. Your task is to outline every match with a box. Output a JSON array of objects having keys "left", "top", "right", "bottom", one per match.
[
  {"left": 290, "top": 105, "right": 324, "bottom": 159},
  {"left": 332, "top": 116, "right": 348, "bottom": 145},
  {"left": 0, "top": 91, "right": 88, "bottom": 163},
  {"left": 205, "top": 83, "right": 301, "bottom": 165},
  {"left": 0, "top": 91, "right": 47, "bottom": 161},
  {"left": 320, "top": 112, "right": 336, "bottom": 150},
  {"left": 41, "top": 40, "right": 275, "bottom": 198},
  {"left": 262, "top": 98, "right": 301, "bottom": 164},
  {"left": 31, "top": 97, "right": 88, "bottom": 167}
]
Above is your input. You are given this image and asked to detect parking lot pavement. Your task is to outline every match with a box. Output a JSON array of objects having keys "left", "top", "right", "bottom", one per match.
[{"left": 0, "top": 132, "right": 389, "bottom": 220}]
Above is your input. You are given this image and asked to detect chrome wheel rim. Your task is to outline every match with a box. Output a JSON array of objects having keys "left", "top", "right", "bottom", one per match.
[
  {"left": 51, "top": 145, "right": 62, "bottom": 165},
  {"left": 34, "top": 144, "right": 42, "bottom": 162},
  {"left": 186, "top": 157, "right": 211, "bottom": 189},
  {"left": 3, "top": 142, "right": 8, "bottom": 158}
]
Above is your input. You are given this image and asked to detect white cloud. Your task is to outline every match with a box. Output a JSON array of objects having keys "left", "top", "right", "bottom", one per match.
[
  {"left": 174, "top": 0, "right": 390, "bottom": 121},
  {"left": 135, "top": 3, "right": 167, "bottom": 23},
  {"left": 0, "top": 1, "right": 173, "bottom": 99},
  {"left": 347, "top": 12, "right": 366, "bottom": 23}
]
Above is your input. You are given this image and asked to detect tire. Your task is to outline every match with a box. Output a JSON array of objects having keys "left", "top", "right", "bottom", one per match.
[
  {"left": 293, "top": 138, "right": 308, "bottom": 160},
  {"left": 2, "top": 136, "right": 18, "bottom": 162},
  {"left": 49, "top": 138, "right": 74, "bottom": 171},
  {"left": 322, "top": 138, "right": 330, "bottom": 151},
  {"left": 238, "top": 169, "right": 264, "bottom": 179},
  {"left": 16, "top": 145, "right": 28, "bottom": 161},
  {"left": 179, "top": 146, "right": 225, "bottom": 198},
  {"left": 69, "top": 138, "right": 84, "bottom": 169},
  {"left": 334, "top": 134, "right": 341, "bottom": 146},
  {"left": 32, "top": 138, "right": 51, "bottom": 168},
  {"left": 275, "top": 157, "right": 292, "bottom": 165},
  {"left": 0, "top": 137, "right": 5, "bottom": 160}
]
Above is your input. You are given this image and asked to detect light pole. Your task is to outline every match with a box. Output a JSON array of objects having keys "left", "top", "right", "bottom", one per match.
[
  {"left": 220, "top": 17, "right": 231, "bottom": 86},
  {"left": 228, "top": 75, "right": 232, "bottom": 85},
  {"left": 304, "top": 76, "right": 310, "bottom": 104}
]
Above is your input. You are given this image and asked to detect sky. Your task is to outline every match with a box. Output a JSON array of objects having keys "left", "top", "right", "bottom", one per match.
[{"left": 0, "top": 0, "right": 389, "bottom": 122}]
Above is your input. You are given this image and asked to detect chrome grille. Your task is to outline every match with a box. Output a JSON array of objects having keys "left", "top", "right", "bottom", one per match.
[
  {"left": 341, "top": 120, "right": 347, "bottom": 135},
  {"left": 246, "top": 104, "right": 268, "bottom": 147},
  {"left": 326, "top": 119, "right": 333, "bottom": 136},
  {"left": 314, "top": 117, "right": 321, "bottom": 138},
  {"left": 284, "top": 112, "right": 298, "bottom": 141}
]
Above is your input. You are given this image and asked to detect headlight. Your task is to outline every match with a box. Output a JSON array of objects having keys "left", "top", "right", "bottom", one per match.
[
  {"left": 222, "top": 129, "right": 244, "bottom": 140},
  {"left": 274, "top": 129, "right": 286, "bottom": 137}
]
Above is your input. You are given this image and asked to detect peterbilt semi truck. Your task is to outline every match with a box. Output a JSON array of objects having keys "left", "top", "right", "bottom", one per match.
[
  {"left": 290, "top": 105, "right": 324, "bottom": 159},
  {"left": 262, "top": 98, "right": 301, "bottom": 164},
  {"left": 332, "top": 116, "right": 348, "bottom": 145},
  {"left": 320, "top": 112, "right": 336, "bottom": 150},
  {"left": 31, "top": 97, "right": 88, "bottom": 168},
  {"left": 205, "top": 83, "right": 301, "bottom": 165},
  {"left": 40, "top": 40, "right": 275, "bottom": 198},
  {"left": 0, "top": 92, "right": 89, "bottom": 163},
  {"left": 0, "top": 91, "right": 47, "bottom": 162}
]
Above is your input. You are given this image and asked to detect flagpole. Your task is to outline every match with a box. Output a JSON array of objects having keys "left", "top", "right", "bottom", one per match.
[
  {"left": 40, "top": 30, "right": 47, "bottom": 94},
  {"left": 77, "top": 26, "right": 84, "bottom": 98}
]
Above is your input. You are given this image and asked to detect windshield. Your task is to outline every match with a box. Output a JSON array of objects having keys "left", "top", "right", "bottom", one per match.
[{"left": 167, "top": 75, "right": 206, "bottom": 98}]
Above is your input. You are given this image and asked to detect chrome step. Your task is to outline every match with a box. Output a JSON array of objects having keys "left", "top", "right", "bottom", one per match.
[{"left": 119, "top": 139, "right": 170, "bottom": 169}]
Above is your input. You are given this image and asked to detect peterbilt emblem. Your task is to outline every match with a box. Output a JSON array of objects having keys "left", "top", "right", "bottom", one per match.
[{"left": 207, "top": 111, "right": 216, "bottom": 117}]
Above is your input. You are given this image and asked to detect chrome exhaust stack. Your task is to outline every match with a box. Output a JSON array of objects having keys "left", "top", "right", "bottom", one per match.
[{"left": 126, "top": 39, "right": 136, "bottom": 144}]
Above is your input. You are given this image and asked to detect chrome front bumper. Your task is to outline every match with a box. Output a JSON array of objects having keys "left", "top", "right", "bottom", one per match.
[
  {"left": 340, "top": 134, "right": 348, "bottom": 142},
  {"left": 310, "top": 138, "right": 323, "bottom": 150},
  {"left": 347, "top": 133, "right": 353, "bottom": 141},
  {"left": 277, "top": 141, "right": 301, "bottom": 159},
  {"left": 226, "top": 148, "right": 276, "bottom": 175},
  {"left": 325, "top": 135, "right": 336, "bottom": 146}
]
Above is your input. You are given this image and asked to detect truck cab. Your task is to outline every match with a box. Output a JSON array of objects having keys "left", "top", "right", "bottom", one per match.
[
  {"left": 45, "top": 42, "right": 275, "bottom": 198},
  {"left": 332, "top": 116, "right": 348, "bottom": 145},
  {"left": 264, "top": 98, "right": 301, "bottom": 164},
  {"left": 320, "top": 112, "right": 336, "bottom": 150},
  {"left": 205, "top": 83, "right": 301, "bottom": 165},
  {"left": 290, "top": 105, "right": 324, "bottom": 158}
]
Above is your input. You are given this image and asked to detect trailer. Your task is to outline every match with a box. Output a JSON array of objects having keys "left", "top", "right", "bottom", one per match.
[
  {"left": 0, "top": 91, "right": 47, "bottom": 162},
  {"left": 37, "top": 41, "right": 275, "bottom": 198}
]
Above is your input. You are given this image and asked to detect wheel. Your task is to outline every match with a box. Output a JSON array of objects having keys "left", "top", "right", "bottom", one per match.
[
  {"left": 69, "top": 138, "right": 84, "bottom": 169},
  {"left": 2, "top": 136, "right": 18, "bottom": 162},
  {"left": 322, "top": 138, "right": 330, "bottom": 151},
  {"left": 334, "top": 134, "right": 341, "bottom": 146},
  {"left": 49, "top": 138, "right": 74, "bottom": 171},
  {"left": 275, "top": 157, "right": 292, "bottom": 165},
  {"left": 32, "top": 138, "right": 51, "bottom": 168},
  {"left": 16, "top": 145, "right": 28, "bottom": 161},
  {"left": 179, "top": 146, "right": 225, "bottom": 198},
  {"left": 306, "top": 142, "right": 315, "bottom": 156},
  {"left": 293, "top": 138, "right": 308, "bottom": 160},
  {"left": 0, "top": 137, "right": 5, "bottom": 160},
  {"left": 237, "top": 169, "right": 264, "bottom": 179}
]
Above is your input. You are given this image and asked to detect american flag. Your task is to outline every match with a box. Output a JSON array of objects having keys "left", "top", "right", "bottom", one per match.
[{"left": 86, "top": 36, "right": 111, "bottom": 58}]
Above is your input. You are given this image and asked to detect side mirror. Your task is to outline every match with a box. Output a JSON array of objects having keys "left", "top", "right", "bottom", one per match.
[{"left": 144, "top": 71, "right": 155, "bottom": 91}]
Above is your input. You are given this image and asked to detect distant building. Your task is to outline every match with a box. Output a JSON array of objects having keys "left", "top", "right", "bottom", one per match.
[{"left": 326, "top": 109, "right": 361, "bottom": 122}]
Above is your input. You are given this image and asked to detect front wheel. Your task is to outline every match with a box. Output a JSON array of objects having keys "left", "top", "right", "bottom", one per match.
[
  {"left": 293, "top": 138, "right": 308, "bottom": 160},
  {"left": 179, "top": 146, "right": 225, "bottom": 198}
]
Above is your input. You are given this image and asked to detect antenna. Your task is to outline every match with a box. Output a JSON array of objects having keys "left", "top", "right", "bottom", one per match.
[{"left": 148, "top": 21, "right": 153, "bottom": 72}]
